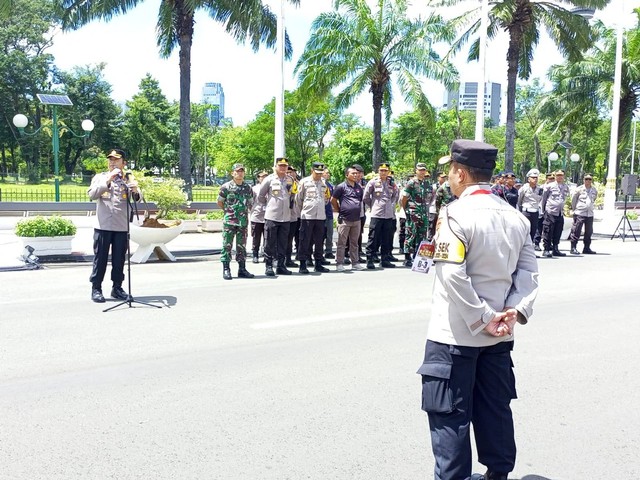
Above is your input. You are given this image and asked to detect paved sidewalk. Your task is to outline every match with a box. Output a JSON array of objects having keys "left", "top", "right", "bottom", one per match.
[{"left": 0, "top": 210, "right": 636, "bottom": 270}]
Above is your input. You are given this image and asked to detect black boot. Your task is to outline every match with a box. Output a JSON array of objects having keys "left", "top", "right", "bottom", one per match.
[
  {"left": 252, "top": 252, "right": 259, "bottom": 264},
  {"left": 91, "top": 286, "right": 105, "bottom": 303},
  {"left": 285, "top": 256, "right": 298, "bottom": 268},
  {"left": 265, "top": 259, "right": 276, "bottom": 277},
  {"left": 238, "top": 261, "right": 254, "bottom": 278},
  {"left": 583, "top": 247, "right": 597, "bottom": 254},
  {"left": 276, "top": 260, "right": 292, "bottom": 275},
  {"left": 570, "top": 243, "right": 579, "bottom": 255},
  {"left": 366, "top": 258, "right": 376, "bottom": 270},
  {"left": 299, "top": 262, "right": 310, "bottom": 274},
  {"left": 552, "top": 246, "right": 566, "bottom": 257},
  {"left": 314, "top": 260, "right": 330, "bottom": 273},
  {"left": 403, "top": 253, "right": 413, "bottom": 267},
  {"left": 222, "top": 261, "right": 232, "bottom": 280},
  {"left": 381, "top": 259, "right": 396, "bottom": 268},
  {"left": 543, "top": 250, "right": 553, "bottom": 258}
]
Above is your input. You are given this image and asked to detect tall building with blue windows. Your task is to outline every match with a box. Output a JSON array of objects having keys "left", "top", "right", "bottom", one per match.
[
  {"left": 445, "top": 82, "right": 502, "bottom": 127},
  {"left": 202, "top": 82, "right": 225, "bottom": 126}
]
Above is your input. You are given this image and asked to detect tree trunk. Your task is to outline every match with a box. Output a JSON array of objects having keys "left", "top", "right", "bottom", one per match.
[
  {"left": 371, "top": 83, "right": 384, "bottom": 170},
  {"left": 178, "top": 4, "right": 194, "bottom": 200},
  {"left": 533, "top": 134, "right": 541, "bottom": 171},
  {"left": 504, "top": 32, "right": 520, "bottom": 173}
]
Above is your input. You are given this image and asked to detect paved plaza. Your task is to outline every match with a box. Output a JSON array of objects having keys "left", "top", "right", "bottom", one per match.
[{"left": 1, "top": 213, "right": 639, "bottom": 479}]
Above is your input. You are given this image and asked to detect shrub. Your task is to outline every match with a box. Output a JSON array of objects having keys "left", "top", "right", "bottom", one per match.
[
  {"left": 626, "top": 211, "right": 638, "bottom": 221},
  {"left": 137, "top": 176, "right": 188, "bottom": 218},
  {"left": 15, "top": 216, "right": 77, "bottom": 237},
  {"left": 205, "top": 210, "right": 224, "bottom": 220}
]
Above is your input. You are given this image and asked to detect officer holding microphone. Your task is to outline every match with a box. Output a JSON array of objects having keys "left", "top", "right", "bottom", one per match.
[{"left": 87, "top": 149, "right": 140, "bottom": 303}]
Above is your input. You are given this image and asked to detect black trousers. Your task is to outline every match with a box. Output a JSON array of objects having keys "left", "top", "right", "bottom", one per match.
[
  {"left": 251, "top": 221, "right": 265, "bottom": 255},
  {"left": 287, "top": 219, "right": 300, "bottom": 259},
  {"left": 264, "top": 220, "right": 290, "bottom": 263},
  {"left": 569, "top": 214, "right": 594, "bottom": 248},
  {"left": 89, "top": 229, "right": 127, "bottom": 289},
  {"left": 542, "top": 212, "right": 564, "bottom": 250},
  {"left": 366, "top": 217, "right": 395, "bottom": 258},
  {"left": 420, "top": 340, "right": 517, "bottom": 480},
  {"left": 298, "top": 219, "right": 325, "bottom": 262},
  {"left": 522, "top": 211, "right": 539, "bottom": 242}
]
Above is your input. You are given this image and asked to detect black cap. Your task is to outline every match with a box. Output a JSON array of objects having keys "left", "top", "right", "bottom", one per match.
[
  {"left": 312, "top": 162, "right": 325, "bottom": 172},
  {"left": 443, "top": 139, "right": 498, "bottom": 170},
  {"left": 352, "top": 164, "right": 364, "bottom": 173},
  {"left": 107, "top": 149, "right": 126, "bottom": 160}
]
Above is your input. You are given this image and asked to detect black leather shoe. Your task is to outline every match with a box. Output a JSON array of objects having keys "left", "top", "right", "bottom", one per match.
[
  {"left": 324, "top": 252, "right": 335, "bottom": 259},
  {"left": 583, "top": 248, "right": 597, "bottom": 254},
  {"left": 111, "top": 286, "right": 129, "bottom": 300},
  {"left": 381, "top": 260, "right": 396, "bottom": 268},
  {"left": 543, "top": 250, "right": 553, "bottom": 258},
  {"left": 91, "top": 288, "right": 105, "bottom": 303},
  {"left": 285, "top": 260, "right": 298, "bottom": 268},
  {"left": 299, "top": 264, "right": 310, "bottom": 274},
  {"left": 553, "top": 249, "right": 566, "bottom": 257},
  {"left": 314, "top": 261, "right": 330, "bottom": 273},
  {"left": 386, "top": 255, "right": 400, "bottom": 262},
  {"left": 320, "top": 259, "right": 331, "bottom": 266},
  {"left": 276, "top": 266, "right": 292, "bottom": 275},
  {"left": 265, "top": 265, "right": 276, "bottom": 277},
  {"left": 570, "top": 247, "right": 580, "bottom": 255},
  {"left": 366, "top": 260, "right": 376, "bottom": 270}
]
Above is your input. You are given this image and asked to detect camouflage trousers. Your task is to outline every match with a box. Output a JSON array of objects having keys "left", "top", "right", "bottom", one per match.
[
  {"left": 221, "top": 224, "right": 248, "bottom": 263},
  {"left": 404, "top": 215, "right": 429, "bottom": 255}
]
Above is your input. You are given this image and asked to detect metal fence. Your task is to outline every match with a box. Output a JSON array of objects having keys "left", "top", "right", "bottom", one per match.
[
  {"left": 0, "top": 187, "right": 220, "bottom": 203},
  {"left": 0, "top": 189, "right": 90, "bottom": 202}
]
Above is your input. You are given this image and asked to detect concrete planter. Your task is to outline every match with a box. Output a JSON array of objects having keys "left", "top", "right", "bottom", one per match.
[
  {"left": 201, "top": 219, "right": 223, "bottom": 232},
  {"left": 130, "top": 222, "right": 184, "bottom": 263},
  {"left": 180, "top": 219, "right": 202, "bottom": 233},
  {"left": 18, "top": 235, "right": 74, "bottom": 256}
]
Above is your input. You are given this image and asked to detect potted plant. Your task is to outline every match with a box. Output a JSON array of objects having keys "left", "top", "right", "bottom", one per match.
[
  {"left": 128, "top": 175, "right": 188, "bottom": 263},
  {"left": 15, "top": 216, "right": 77, "bottom": 256},
  {"left": 201, "top": 210, "right": 224, "bottom": 232}
]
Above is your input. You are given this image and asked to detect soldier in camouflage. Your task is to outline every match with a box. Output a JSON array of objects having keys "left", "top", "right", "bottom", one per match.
[
  {"left": 400, "top": 163, "right": 433, "bottom": 267},
  {"left": 217, "top": 163, "right": 255, "bottom": 280},
  {"left": 428, "top": 170, "right": 455, "bottom": 240}
]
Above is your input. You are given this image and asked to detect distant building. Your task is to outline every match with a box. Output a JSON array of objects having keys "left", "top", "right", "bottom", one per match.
[
  {"left": 445, "top": 82, "right": 501, "bottom": 127},
  {"left": 202, "top": 82, "right": 225, "bottom": 126}
]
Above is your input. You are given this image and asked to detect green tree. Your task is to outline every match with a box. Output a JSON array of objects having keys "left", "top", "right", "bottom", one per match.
[
  {"left": 544, "top": 14, "right": 640, "bottom": 179},
  {"left": 0, "top": 0, "right": 57, "bottom": 181},
  {"left": 209, "top": 124, "right": 248, "bottom": 177},
  {"left": 447, "top": 0, "right": 609, "bottom": 171},
  {"left": 59, "top": 0, "right": 298, "bottom": 199},
  {"left": 122, "top": 74, "right": 174, "bottom": 172},
  {"left": 295, "top": 0, "right": 457, "bottom": 170},
  {"left": 54, "top": 63, "right": 122, "bottom": 176}
]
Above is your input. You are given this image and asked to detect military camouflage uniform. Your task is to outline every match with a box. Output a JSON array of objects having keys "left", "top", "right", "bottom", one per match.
[
  {"left": 429, "top": 181, "right": 454, "bottom": 240},
  {"left": 218, "top": 180, "right": 254, "bottom": 263},
  {"left": 403, "top": 177, "right": 433, "bottom": 254}
]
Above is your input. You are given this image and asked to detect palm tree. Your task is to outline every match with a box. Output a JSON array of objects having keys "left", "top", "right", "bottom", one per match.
[
  {"left": 58, "top": 0, "right": 298, "bottom": 198},
  {"left": 543, "top": 15, "right": 640, "bottom": 178},
  {"left": 295, "top": 0, "right": 457, "bottom": 169},
  {"left": 446, "top": 0, "right": 609, "bottom": 171}
]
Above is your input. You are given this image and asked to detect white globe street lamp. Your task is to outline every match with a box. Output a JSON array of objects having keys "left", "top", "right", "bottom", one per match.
[{"left": 547, "top": 152, "right": 559, "bottom": 173}]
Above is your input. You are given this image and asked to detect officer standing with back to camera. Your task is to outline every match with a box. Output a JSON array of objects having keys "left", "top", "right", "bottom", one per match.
[
  {"left": 258, "top": 157, "right": 294, "bottom": 276},
  {"left": 418, "top": 139, "right": 538, "bottom": 480},
  {"left": 88, "top": 149, "right": 140, "bottom": 303}
]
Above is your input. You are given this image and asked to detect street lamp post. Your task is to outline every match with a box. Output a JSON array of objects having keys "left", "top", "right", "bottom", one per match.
[
  {"left": 13, "top": 96, "right": 94, "bottom": 202},
  {"left": 547, "top": 151, "right": 559, "bottom": 173}
]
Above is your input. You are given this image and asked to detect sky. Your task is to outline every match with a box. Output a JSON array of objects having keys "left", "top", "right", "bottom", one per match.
[{"left": 48, "top": 0, "right": 635, "bottom": 127}]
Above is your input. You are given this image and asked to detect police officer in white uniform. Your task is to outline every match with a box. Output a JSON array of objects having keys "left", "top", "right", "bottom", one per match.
[{"left": 418, "top": 140, "right": 539, "bottom": 480}]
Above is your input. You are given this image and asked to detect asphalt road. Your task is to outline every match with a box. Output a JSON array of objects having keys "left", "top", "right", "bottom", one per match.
[{"left": 1, "top": 236, "right": 639, "bottom": 479}]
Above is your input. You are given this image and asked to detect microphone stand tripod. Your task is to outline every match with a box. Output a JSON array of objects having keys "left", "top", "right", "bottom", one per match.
[{"left": 104, "top": 179, "right": 162, "bottom": 312}]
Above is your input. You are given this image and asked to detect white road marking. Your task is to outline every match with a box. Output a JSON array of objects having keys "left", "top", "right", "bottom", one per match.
[{"left": 250, "top": 303, "right": 430, "bottom": 330}]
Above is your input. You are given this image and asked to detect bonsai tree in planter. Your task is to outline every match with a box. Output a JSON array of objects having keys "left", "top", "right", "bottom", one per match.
[{"left": 136, "top": 175, "right": 188, "bottom": 228}]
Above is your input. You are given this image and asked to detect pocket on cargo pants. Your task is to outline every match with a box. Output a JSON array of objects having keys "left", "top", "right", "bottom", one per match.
[{"left": 418, "top": 362, "right": 454, "bottom": 413}]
